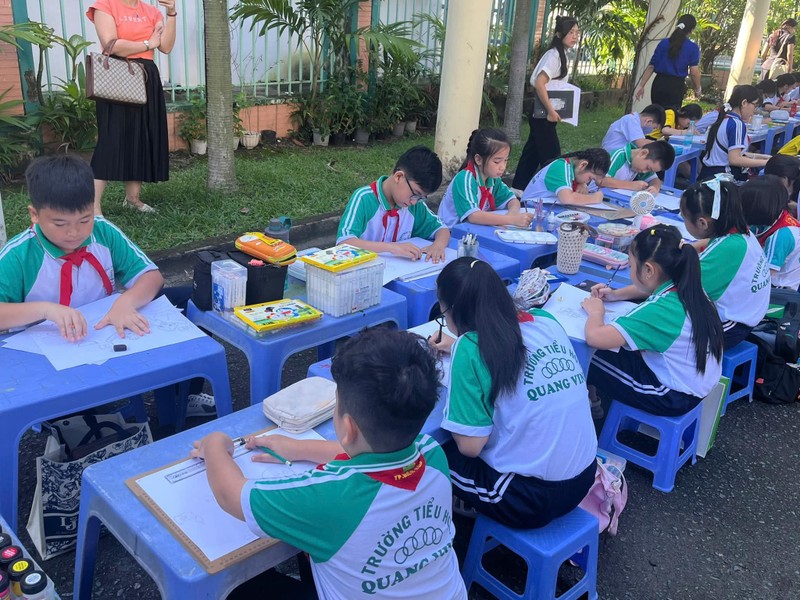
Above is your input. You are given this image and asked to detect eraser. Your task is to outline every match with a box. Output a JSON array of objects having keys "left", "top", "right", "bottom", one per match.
[{"left": 113, "top": 344, "right": 127, "bottom": 352}]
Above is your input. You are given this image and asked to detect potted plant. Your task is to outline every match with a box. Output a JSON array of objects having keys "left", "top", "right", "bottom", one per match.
[
  {"left": 308, "top": 94, "right": 333, "bottom": 146},
  {"left": 178, "top": 96, "right": 207, "bottom": 155},
  {"left": 374, "top": 74, "right": 406, "bottom": 138},
  {"left": 235, "top": 91, "right": 261, "bottom": 149},
  {"left": 353, "top": 91, "right": 372, "bottom": 145},
  {"left": 327, "top": 75, "right": 361, "bottom": 145}
]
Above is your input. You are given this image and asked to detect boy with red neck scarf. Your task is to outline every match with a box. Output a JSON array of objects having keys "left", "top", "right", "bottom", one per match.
[
  {"left": 337, "top": 146, "right": 450, "bottom": 263},
  {"left": 0, "top": 155, "right": 163, "bottom": 341},
  {"left": 438, "top": 128, "right": 533, "bottom": 228}
]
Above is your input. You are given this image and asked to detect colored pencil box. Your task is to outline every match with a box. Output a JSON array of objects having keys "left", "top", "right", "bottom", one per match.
[
  {"left": 583, "top": 243, "right": 629, "bottom": 268},
  {"left": 235, "top": 232, "right": 297, "bottom": 266},
  {"left": 299, "top": 244, "right": 378, "bottom": 272},
  {"left": 233, "top": 298, "right": 323, "bottom": 333},
  {"left": 262, "top": 377, "right": 337, "bottom": 433}
]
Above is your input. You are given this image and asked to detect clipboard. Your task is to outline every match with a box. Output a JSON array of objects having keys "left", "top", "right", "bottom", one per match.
[{"left": 126, "top": 425, "right": 297, "bottom": 574}]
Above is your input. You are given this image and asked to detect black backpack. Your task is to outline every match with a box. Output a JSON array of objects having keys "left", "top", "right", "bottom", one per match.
[{"left": 747, "top": 334, "right": 800, "bottom": 405}]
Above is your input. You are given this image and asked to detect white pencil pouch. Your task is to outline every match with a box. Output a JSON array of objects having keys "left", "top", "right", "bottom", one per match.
[{"left": 262, "top": 377, "right": 337, "bottom": 433}]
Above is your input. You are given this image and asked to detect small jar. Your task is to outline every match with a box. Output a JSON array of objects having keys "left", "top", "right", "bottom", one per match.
[
  {"left": 8, "top": 558, "right": 32, "bottom": 597},
  {"left": 0, "top": 572, "right": 10, "bottom": 600},
  {"left": 20, "top": 570, "right": 48, "bottom": 600},
  {"left": 0, "top": 546, "right": 21, "bottom": 574},
  {"left": 0, "top": 534, "right": 10, "bottom": 553}
]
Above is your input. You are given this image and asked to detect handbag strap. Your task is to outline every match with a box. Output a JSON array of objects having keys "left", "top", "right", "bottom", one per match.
[{"left": 102, "top": 39, "right": 118, "bottom": 57}]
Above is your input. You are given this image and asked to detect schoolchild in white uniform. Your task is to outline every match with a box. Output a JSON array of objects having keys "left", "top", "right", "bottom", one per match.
[
  {"left": 438, "top": 128, "right": 533, "bottom": 228},
  {"left": 337, "top": 146, "right": 450, "bottom": 263},
  {"left": 582, "top": 225, "right": 724, "bottom": 416},
  {"left": 742, "top": 175, "right": 800, "bottom": 290},
  {"left": 694, "top": 109, "right": 719, "bottom": 135},
  {"left": 428, "top": 257, "right": 597, "bottom": 528},
  {"left": 601, "top": 105, "right": 666, "bottom": 153},
  {"left": 700, "top": 85, "right": 769, "bottom": 182},
  {"left": 193, "top": 328, "right": 467, "bottom": 600},
  {"left": 680, "top": 179, "right": 770, "bottom": 348},
  {"left": 521, "top": 148, "right": 610, "bottom": 206},
  {"left": 601, "top": 140, "right": 674, "bottom": 193}
]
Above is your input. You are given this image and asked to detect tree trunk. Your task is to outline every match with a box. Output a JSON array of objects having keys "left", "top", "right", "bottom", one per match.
[
  {"left": 204, "top": 0, "right": 236, "bottom": 191},
  {"left": 503, "top": 0, "right": 533, "bottom": 143}
]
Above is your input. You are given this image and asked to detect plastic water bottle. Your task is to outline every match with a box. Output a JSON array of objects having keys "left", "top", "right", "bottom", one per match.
[
  {"left": 683, "top": 120, "right": 695, "bottom": 153},
  {"left": 264, "top": 216, "right": 291, "bottom": 243},
  {"left": 546, "top": 211, "right": 557, "bottom": 233}
]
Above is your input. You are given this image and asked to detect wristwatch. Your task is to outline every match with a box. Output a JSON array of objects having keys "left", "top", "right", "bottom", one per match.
[{"left": 143, "top": 39, "right": 150, "bottom": 50}]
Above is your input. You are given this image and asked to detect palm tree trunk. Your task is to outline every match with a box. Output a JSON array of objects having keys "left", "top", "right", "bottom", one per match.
[
  {"left": 204, "top": 0, "right": 236, "bottom": 190},
  {"left": 504, "top": 0, "right": 533, "bottom": 143}
]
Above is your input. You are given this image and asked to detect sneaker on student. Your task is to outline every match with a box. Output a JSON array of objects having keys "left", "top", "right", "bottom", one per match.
[
  {"left": 452, "top": 497, "right": 478, "bottom": 519},
  {"left": 186, "top": 393, "right": 217, "bottom": 418}
]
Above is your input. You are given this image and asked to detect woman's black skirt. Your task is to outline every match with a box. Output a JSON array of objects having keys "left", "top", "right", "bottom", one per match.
[
  {"left": 91, "top": 59, "right": 169, "bottom": 183},
  {"left": 651, "top": 73, "right": 687, "bottom": 111}
]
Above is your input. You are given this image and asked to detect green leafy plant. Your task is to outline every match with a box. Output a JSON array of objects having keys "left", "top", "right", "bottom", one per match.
[
  {"left": 179, "top": 96, "right": 208, "bottom": 142},
  {"left": 0, "top": 90, "right": 35, "bottom": 181},
  {"left": 37, "top": 65, "right": 97, "bottom": 152},
  {"left": 234, "top": 90, "right": 257, "bottom": 134}
]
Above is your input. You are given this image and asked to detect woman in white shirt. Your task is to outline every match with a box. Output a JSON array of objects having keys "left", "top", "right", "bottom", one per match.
[{"left": 511, "top": 16, "right": 580, "bottom": 190}]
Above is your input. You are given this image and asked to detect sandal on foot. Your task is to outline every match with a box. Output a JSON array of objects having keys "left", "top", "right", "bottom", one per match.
[
  {"left": 186, "top": 392, "right": 217, "bottom": 418},
  {"left": 123, "top": 197, "right": 157, "bottom": 213}
]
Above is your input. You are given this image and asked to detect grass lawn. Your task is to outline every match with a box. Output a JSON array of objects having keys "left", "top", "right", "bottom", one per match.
[{"left": 2, "top": 104, "right": 624, "bottom": 254}]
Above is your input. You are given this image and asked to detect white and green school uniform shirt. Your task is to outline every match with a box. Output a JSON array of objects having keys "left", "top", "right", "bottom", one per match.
[
  {"left": 761, "top": 226, "right": 800, "bottom": 288},
  {"left": 442, "top": 310, "right": 597, "bottom": 480},
  {"left": 611, "top": 281, "right": 722, "bottom": 398},
  {"left": 0, "top": 218, "right": 156, "bottom": 307},
  {"left": 337, "top": 177, "right": 446, "bottom": 245},
  {"left": 437, "top": 163, "right": 515, "bottom": 227},
  {"left": 241, "top": 435, "right": 466, "bottom": 600},
  {"left": 606, "top": 143, "right": 658, "bottom": 184},
  {"left": 700, "top": 233, "right": 770, "bottom": 326},
  {"left": 521, "top": 158, "right": 576, "bottom": 203}
]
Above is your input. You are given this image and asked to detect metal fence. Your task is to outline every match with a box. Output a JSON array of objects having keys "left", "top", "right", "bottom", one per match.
[{"left": 20, "top": 0, "right": 552, "bottom": 106}]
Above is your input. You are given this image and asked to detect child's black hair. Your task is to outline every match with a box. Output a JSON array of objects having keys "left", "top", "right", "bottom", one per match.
[
  {"left": 640, "top": 140, "right": 676, "bottom": 170},
  {"left": 459, "top": 128, "right": 511, "bottom": 171},
  {"left": 436, "top": 257, "right": 526, "bottom": 405},
  {"left": 25, "top": 155, "right": 94, "bottom": 213},
  {"left": 756, "top": 79, "right": 777, "bottom": 96},
  {"left": 703, "top": 85, "right": 761, "bottom": 164},
  {"left": 393, "top": 145, "right": 443, "bottom": 195},
  {"left": 777, "top": 73, "right": 796, "bottom": 91},
  {"left": 641, "top": 104, "right": 667, "bottom": 127},
  {"left": 668, "top": 14, "right": 697, "bottom": 59},
  {"left": 740, "top": 175, "right": 790, "bottom": 226},
  {"left": 630, "top": 225, "right": 723, "bottom": 372},
  {"left": 791, "top": 72, "right": 800, "bottom": 82},
  {"left": 680, "top": 180, "right": 748, "bottom": 236},
  {"left": 561, "top": 148, "right": 611, "bottom": 175},
  {"left": 765, "top": 154, "right": 800, "bottom": 202},
  {"left": 676, "top": 103, "right": 703, "bottom": 122},
  {"left": 330, "top": 328, "right": 441, "bottom": 453},
  {"left": 548, "top": 16, "right": 578, "bottom": 80}
]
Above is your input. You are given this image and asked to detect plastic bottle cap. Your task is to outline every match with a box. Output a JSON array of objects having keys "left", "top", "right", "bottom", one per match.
[
  {"left": 8, "top": 558, "right": 31, "bottom": 580},
  {"left": 0, "top": 534, "right": 10, "bottom": 551},
  {"left": 21, "top": 571, "right": 47, "bottom": 595},
  {"left": 0, "top": 546, "right": 21, "bottom": 569}
]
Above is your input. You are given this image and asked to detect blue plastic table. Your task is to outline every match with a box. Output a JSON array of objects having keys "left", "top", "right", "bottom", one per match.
[
  {"left": 187, "top": 288, "right": 408, "bottom": 404},
  {"left": 664, "top": 146, "right": 701, "bottom": 187},
  {"left": 451, "top": 222, "right": 556, "bottom": 274},
  {"left": 0, "top": 335, "right": 232, "bottom": 531},
  {"left": 72, "top": 401, "right": 448, "bottom": 600},
  {"left": 387, "top": 243, "right": 519, "bottom": 327}
]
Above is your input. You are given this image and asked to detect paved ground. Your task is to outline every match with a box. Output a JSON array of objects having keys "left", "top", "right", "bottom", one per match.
[{"left": 12, "top": 226, "right": 800, "bottom": 599}]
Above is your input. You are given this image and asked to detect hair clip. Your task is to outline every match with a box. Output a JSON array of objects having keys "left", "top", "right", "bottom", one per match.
[
  {"left": 679, "top": 239, "right": 686, "bottom": 249},
  {"left": 470, "top": 260, "right": 479, "bottom": 269},
  {"left": 676, "top": 22, "right": 685, "bottom": 30},
  {"left": 723, "top": 102, "right": 732, "bottom": 112},
  {"left": 650, "top": 228, "right": 656, "bottom": 236}
]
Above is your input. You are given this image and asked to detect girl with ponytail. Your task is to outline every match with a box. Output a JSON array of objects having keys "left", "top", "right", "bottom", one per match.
[
  {"left": 511, "top": 16, "right": 580, "bottom": 190},
  {"left": 582, "top": 225, "right": 723, "bottom": 416},
  {"left": 521, "top": 148, "right": 611, "bottom": 205},
  {"left": 430, "top": 257, "right": 597, "bottom": 528},
  {"left": 700, "top": 85, "right": 769, "bottom": 182},
  {"left": 635, "top": 14, "right": 701, "bottom": 110},
  {"left": 680, "top": 180, "right": 770, "bottom": 348},
  {"left": 438, "top": 128, "right": 532, "bottom": 228}
]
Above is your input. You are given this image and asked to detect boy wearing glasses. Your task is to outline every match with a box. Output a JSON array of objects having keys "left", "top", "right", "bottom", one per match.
[{"left": 337, "top": 146, "right": 451, "bottom": 263}]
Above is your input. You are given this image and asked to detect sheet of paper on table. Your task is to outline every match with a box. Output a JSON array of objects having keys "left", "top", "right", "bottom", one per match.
[
  {"left": 408, "top": 320, "right": 455, "bottom": 383},
  {"left": 655, "top": 215, "right": 697, "bottom": 241},
  {"left": 379, "top": 237, "right": 457, "bottom": 284},
  {"left": 2, "top": 294, "right": 206, "bottom": 370},
  {"left": 134, "top": 428, "right": 324, "bottom": 563},
  {"left": 542, "top": 283, "right": 636, "bottom": 347},
  {"left": 609, "top": 188, "right": 681, "bottom": 211}
]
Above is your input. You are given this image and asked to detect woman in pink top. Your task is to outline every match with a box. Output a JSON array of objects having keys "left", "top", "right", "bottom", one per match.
[{"left": 87, "top": 0, "right": 177, "bottom": 215}]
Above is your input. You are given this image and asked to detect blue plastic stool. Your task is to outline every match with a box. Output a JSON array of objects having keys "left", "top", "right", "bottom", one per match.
[
  {"left": 307, "top": 359, "right": 333, "bottom": 380},
  {"left": 720, "top": 340, "right": 757, "bottom": 415},
  {"left": 461, "top": 508, "right": 599, "bottom": 600},
  {"left": 598, "top": 400, "right": 702, "bottom": 493}
]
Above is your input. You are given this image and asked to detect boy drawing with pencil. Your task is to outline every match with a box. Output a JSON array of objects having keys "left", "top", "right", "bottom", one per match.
[
  {"left": 192, "top": 328, "right": 467, "bottom": 600},
  {"left": 337, "top": 146, "right": 451, "bottom": 263}
]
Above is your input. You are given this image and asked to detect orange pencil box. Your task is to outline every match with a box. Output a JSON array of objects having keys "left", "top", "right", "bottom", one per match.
[{"left": 235, "top": 232, "right": 297, "bottom": 266}]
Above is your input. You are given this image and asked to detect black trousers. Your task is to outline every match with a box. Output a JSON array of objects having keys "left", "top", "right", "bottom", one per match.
[
  {"left": 511, "top": 116, "right": 561, "bottom": 190},
  {"left": 651, "top": 73, "right": 686, "bottom": 111}
]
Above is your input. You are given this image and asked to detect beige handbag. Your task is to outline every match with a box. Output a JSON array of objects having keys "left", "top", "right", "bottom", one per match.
[{"left": 86, "top": 39, "right": 147, "bottom": 105}]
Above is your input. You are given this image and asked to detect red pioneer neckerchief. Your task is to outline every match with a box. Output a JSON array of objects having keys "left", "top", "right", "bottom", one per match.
[
  {"left": 756, "top": 210, "right": 800, "bottom": 248},
  {"left": 58, "top": 246, "right": 113, "bottom": 306},
  {"left": 465, "top": 160, "right": 496, "bottom": 211},
  {"left": 371, "top": 180, "right": 400, "bottom": 243}
]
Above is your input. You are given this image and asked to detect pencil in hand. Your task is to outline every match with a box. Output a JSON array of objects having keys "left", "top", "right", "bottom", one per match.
[{"left": 258, "top": 445, "right": 292, "bottom": 467}]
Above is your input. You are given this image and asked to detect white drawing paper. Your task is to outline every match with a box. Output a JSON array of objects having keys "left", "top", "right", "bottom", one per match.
[
  {"left": 408, "top": 320, "right": 455, "bottom": 383},
  {"left": 379, "top": 237, "right": 458, "bottom": 284},
  {"left": 135, "top": 428, "right": 325, "bottom": 563},
  {"left": 545, "top": 81, "right": 581, "bottom": 127},
  {"left": 542, "top": 283, "right": 636, "bottom": 345},
  {"left": 608, "top": 188, "right": 682, "bottom": 211},
  {"left": 2, "top": 295, "right": 206, "bottom": 370}
]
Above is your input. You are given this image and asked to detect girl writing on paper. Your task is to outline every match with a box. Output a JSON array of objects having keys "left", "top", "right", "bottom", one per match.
[
  {"left": 438, "top": 128, "right": 533, "bottom": 228},
  {"left": 521, "top": 148, "right": 611, "bottom": 206},
  {"left": 680, "top": 180, "right": 770, "bottom": 348},
  {"left": 582, "top": 225, "right": 723, "bottom": 416},
  {"left": 428, "top": 257, "right": 597, "bottom": 528}
]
